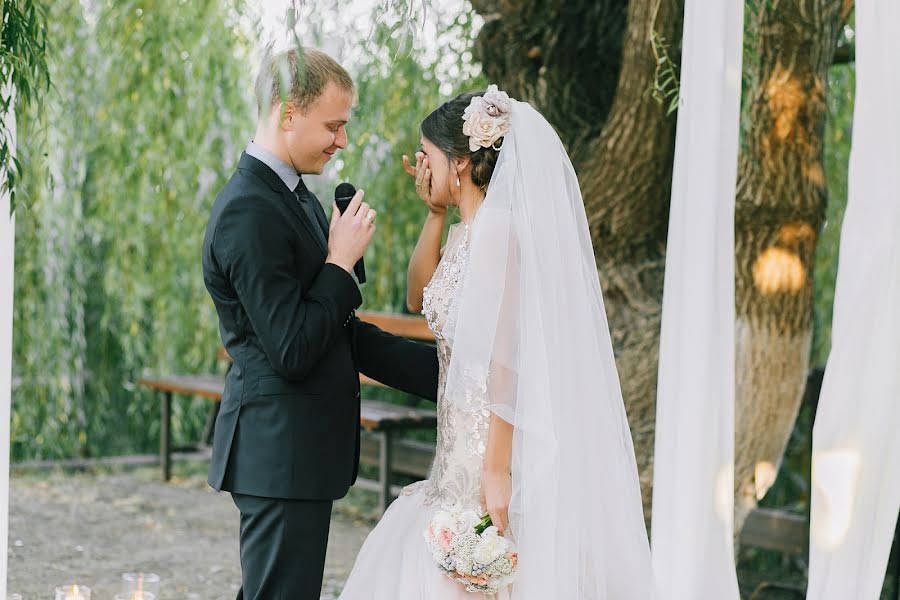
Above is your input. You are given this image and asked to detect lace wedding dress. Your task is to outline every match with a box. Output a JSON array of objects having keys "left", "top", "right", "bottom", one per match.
[{"left": 338, "top": 223, "right": 511, "bottom": 600}]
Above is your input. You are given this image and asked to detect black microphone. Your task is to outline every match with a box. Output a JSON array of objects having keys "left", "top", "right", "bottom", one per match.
[{"left": 334, "top": 182, "right": 367, "bottom": 284}]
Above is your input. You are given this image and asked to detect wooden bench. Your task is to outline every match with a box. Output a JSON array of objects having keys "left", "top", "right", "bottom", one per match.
[{"left": 138, "top": 310, "right": 437, "bottom": 514}]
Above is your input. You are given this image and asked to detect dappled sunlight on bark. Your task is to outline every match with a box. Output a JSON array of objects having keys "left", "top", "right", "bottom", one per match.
[
  {"left": 766, "top": 66, "right": 808, "bottom": 141},
  {"left": 753, "top": 247, "right": 806, "bottom": 295},
  {"left": 754, "top": 461, "right": 778, "bottom": 501}
]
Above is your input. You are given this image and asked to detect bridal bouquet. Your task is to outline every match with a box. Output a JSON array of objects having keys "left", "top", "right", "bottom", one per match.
[{"left": 424, "top": 506, "right": 518, "bottom": 594}]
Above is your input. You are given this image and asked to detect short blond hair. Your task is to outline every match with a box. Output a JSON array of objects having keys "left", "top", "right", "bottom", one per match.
[{"left": 255, "top": 46, "right": 355, "bottom": 116}]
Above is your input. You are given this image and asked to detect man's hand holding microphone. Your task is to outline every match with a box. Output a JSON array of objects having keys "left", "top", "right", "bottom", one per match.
[{"left": 326, "top": 185, "right": 374, "bottom": 282}]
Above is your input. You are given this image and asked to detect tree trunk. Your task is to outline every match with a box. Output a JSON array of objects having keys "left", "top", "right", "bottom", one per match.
[
  {"left": 472, "top": 0, "right": 848, "bottom": 528},
  {"left": 733, "top": 0, "right": 846, "bottom": 528}
]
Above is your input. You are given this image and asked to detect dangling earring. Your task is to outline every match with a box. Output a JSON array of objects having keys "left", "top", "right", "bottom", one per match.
[{"left": 456, "top": 177, "right": 461, "bottom": 188}]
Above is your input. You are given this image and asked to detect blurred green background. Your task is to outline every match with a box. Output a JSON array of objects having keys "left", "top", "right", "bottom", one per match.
[{"left": 10, "top": 0, "right": 484, "bottom": 461}]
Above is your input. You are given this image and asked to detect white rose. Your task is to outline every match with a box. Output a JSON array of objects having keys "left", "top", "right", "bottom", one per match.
[
  {"left": 430, "top": 509, "right": 457, "bottom": 533},
  {"left": 458, "top": 509, "right": 482, "bottom": 531},
  {"left": 472, "top": 527, "right": 509, "bottom": 564}
]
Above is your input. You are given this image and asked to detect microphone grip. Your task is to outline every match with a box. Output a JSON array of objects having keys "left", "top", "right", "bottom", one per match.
[{"left": 336, "top": 194, "right": 367, "bottom": 284}]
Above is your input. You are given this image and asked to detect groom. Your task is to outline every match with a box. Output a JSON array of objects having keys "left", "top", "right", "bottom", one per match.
[{"left": 201, "top": 47, "right": 439, "bottom": 599}]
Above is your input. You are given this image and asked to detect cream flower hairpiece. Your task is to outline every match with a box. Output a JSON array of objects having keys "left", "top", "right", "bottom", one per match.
[{"left": 462, "top": 84, "right": 512, "bottom": 152}]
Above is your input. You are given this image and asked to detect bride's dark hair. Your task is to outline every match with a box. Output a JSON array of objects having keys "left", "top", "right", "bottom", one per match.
[{"left": 420, "top": 92, "right": 502, "bottom": 190}]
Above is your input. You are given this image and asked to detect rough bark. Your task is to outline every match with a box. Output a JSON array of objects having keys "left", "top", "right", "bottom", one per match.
[
  {"left": 471, "top": 0, "right": 848, "bottom": 529},
  {"left": 733, "top": 0, "right": 846, "bottom": 529},
  {"left": 468, "top": 0, "right": 630, "bottom": 157}
]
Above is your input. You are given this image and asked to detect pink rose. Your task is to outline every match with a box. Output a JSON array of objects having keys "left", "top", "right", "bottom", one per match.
[{"left": 438, "top": 528, "right": 453, "bottom": 551}]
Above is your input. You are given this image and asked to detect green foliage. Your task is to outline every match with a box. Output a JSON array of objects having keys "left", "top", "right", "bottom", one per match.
[
  {"left": 330, "top": 4, "right": 485, "bottom": 313},
  {"left": 0, "top": 0, "right": 50, "bottom": 213},
  {"left": 12, "top": 0, "right": 254, "bottom": 460},
  {"left": 810, "top": 63, "right": 855, "bottom": 368},
  {"left": 12, "top": 0, "right": 484, "bottom": 460}
]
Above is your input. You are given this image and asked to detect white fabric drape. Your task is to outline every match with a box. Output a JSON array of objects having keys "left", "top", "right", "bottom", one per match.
[
  {"left": 807, "top": 1, "right": 900, "bottom": 597},
  {"left": 0, "top": 88, "right": 16, "bottom": 600},
  {"left": 650, "top": 0, "right": 744, "bottom": 597}
]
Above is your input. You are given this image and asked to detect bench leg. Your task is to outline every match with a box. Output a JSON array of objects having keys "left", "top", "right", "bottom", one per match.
[
  {"left": 161, "top": 391, "right": 172, "bottom": 481},
  {"left": 378, "top": 430, "right": 393, "bottom": 515}
]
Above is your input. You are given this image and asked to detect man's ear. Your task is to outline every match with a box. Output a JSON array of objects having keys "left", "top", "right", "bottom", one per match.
[{"left": 279, "top": 101, "right": 295, "bottom": 132}]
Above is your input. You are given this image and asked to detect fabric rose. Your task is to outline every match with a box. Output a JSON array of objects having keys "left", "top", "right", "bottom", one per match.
[
  {"left": 462, "top": 110, "right": 510, "bottom": 152},
  {"left": 461, "top": 85, "right": 513, "bottom": 151},
  {"left": 482, "top": 84, "right": 512, "bottom": 115}
]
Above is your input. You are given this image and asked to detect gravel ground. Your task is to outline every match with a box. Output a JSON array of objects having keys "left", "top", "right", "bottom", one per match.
[{"left": 6, "top": 463, "right": 376, "bottom": 599}]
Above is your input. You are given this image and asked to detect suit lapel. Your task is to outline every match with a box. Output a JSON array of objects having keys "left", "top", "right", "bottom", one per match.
[{"left": 237, "top": 153, "right": 328, "bottom": 256}]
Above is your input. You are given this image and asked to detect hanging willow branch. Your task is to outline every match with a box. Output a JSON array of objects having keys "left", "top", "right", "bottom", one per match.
[
  {"left": 0, "top": 0, "right": 50, "bottom": 214},
  {"left": 649, "top": 0, "right": 680, "bottom": 115},
  {"left": 650, "top": 31, "right": 680, "bottom": 115},
  {"left": 364, "top": 0, "right": 428, "bottom": 58}
]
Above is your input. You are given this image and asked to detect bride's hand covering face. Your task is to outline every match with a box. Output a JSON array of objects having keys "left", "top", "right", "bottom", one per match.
[{"left": 402, "top": 140, "right": 461, "bottom": 214}]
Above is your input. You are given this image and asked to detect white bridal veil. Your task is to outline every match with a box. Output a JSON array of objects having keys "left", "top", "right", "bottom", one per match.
[{"left": 440, "top": 100, "right": 657, "bottom": 599}]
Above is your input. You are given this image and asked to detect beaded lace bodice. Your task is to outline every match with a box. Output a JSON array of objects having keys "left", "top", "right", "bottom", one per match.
[{"left": 402, "top": 223, "right": 489, "bottom": 510}]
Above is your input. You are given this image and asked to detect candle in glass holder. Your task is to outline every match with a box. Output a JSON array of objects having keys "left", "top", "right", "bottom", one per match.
[
  {"left": 114, "top": 593, "right": 156, "bottom": 600},
  {"left": 121, "top": 572, "right": 160, "bottom": 596},
  {"left": 54, "top": 584, "right": 91, "bottom": 600}
]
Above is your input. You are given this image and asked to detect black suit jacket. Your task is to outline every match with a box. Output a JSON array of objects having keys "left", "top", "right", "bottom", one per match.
[{"left": 201, "top": 152, "right": 439, "bottom": 500}]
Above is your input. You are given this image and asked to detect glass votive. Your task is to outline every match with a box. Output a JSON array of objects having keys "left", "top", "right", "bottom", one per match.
[
  {"left": 114, "top": 594, "right": 156, "bottom": 600},
  {"left": 55, "top": 585, "right": 91, "bottom": 600},
  {"left": 121, "top": 572, "right": 161, "bottom": 595}
]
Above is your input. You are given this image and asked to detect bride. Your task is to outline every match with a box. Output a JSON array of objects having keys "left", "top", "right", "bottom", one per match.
[{"left": 338, "top": 86, "right": 656, "bottom": 599}]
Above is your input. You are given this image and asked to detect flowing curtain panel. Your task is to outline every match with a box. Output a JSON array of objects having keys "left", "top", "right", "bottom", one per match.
[
  {"left": 807, "top": 1, "right": 900, "bottom": 597},
  {"left": 650, "top": 0, "right": 744, "bottom": 597}
]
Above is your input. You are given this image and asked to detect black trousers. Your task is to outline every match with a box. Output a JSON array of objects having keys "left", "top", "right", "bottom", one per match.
[{"left": 232, "top": 493, "right": 334, "bottom": 600}]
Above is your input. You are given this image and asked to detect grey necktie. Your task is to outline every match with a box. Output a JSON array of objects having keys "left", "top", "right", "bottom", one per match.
[{"left": 293, "top": 179, "right": 328, "bottom": 249}]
